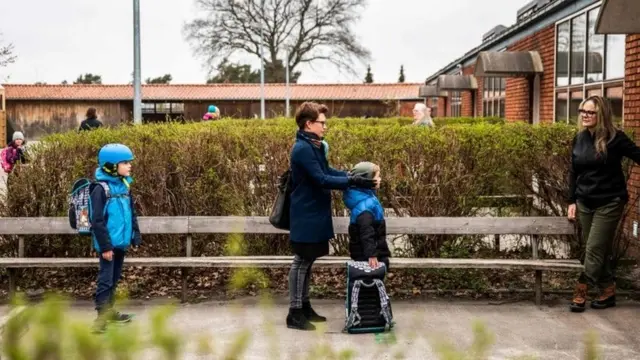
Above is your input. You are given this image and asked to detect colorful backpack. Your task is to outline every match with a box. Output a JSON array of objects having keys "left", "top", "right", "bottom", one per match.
[
  {"left": 1, "top": 147, "right": 13, "bottom": 173},
  {"left": 68, "top": 178, "right": 110, "bottom": 236}
]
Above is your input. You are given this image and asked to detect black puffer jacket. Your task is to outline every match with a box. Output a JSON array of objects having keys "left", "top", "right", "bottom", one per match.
[{"left": 343, "top": 188, "right": 391, "bottom": 261}]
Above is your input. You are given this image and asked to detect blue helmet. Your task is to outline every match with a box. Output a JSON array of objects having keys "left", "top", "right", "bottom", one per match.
[
  {"left": 208, "top": 105, "right": 218, "bottom": 113},
  {"left": 98, "top": 144, "right": 134, "bottom": 169}
]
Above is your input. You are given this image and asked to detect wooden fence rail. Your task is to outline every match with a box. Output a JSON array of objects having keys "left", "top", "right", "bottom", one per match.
[{"left": 0, "top": 216, "right": 580, "bottom": 306}]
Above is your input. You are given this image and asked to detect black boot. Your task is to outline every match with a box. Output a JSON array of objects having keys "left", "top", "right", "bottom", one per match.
[
  {"left": 302, "top": 301, "right": 326, "bottom": 322},
  {"left": 286, "top": 308, "right": 316, "bottom": 331}
]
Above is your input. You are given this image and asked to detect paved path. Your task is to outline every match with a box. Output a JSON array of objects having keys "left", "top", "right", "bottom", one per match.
[{"left": 2, "top": 297, "right": 639, "bottom": 359}]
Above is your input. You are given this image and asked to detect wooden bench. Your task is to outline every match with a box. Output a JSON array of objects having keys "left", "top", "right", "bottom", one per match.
[{"left": 0, "top": 216, "right": 582, "bottom": 306}]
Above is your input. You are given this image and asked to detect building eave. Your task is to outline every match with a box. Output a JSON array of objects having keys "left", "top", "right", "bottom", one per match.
[{"left": 425, "top": 0, "right": 590, "bottom": 84}]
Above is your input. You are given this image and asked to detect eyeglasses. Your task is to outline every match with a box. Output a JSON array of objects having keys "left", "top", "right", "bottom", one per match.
[
  {"left": 314, "top": 120, "right": 327, "bottom": 128},
  {"left": 579, "top": 109, "right": 597, "bottom": 116}
]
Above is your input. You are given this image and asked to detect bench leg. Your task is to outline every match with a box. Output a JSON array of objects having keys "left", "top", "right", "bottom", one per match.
[
  {"left": 8, "top": 268, "right": 17, "bottom": 298},
  {"left": 534, "top": 270, "right": 542, "bottom": 307},
  {"left": 181, "top": 268, "right": 189, "bottom": 303}
]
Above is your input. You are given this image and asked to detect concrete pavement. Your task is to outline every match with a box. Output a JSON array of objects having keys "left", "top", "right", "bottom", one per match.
[{"left": 2, "top": 297, "right": 639, "bottom": 359}]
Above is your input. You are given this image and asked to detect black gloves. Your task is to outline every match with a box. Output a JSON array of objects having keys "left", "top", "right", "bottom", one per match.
[{"left": 348, "top": 175, "right": 377, "bottom": 189}]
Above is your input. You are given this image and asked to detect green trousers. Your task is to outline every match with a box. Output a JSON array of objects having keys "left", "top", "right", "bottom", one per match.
[{"left": 576, "top": 198, "right": 625, "bottom": 289}]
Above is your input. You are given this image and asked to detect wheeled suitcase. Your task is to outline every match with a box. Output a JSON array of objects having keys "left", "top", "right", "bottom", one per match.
[{"left": 343, "top": 260, "right": 394, "bottom": 334}]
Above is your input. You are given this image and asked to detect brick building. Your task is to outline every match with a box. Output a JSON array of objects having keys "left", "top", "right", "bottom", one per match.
[
  {"left": 422, "top": 0, "right": 640, "bottom": 250},
  {"left": 422, "top": 0, "right": 628, "bottom": 125},
  {"left": 1, "top": 83, "right": 423, "bottom": 141}
]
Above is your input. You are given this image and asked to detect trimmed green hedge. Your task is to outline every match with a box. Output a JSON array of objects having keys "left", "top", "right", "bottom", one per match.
[{"left": 0, "top": 117, "right": 577, "bottom": 257}]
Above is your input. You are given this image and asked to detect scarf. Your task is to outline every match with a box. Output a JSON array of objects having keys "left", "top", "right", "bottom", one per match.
[{"left": 298, "top": 131, "right": 323, "bottom": 149}]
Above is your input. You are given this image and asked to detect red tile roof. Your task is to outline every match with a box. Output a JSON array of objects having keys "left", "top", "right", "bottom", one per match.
[{"left": 2, "top": 83, "right": 423, "bottom": 101}]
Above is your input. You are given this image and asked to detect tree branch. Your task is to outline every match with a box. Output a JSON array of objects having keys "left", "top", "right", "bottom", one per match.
[{"left": 183, "top": 0, "right": 370, "bottom": 78}]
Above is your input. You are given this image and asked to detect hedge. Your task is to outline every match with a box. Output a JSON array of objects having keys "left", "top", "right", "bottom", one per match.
[
  {"left": 1, "top": 117, "right": 577, "bottom": 255},
  {"left": 0, "top": 117, "right": 600, "bottom": 298}
]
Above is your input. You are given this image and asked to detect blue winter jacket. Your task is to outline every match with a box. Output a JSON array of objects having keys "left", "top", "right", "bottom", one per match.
[
  {"left": 289, "top": 131, "right": 349, "bottom": 243},
  {"left": 90, "top": 168, "right": 141, "bottom": 253}
]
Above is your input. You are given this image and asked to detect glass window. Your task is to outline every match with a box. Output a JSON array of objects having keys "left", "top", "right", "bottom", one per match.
[
  {"left": 556, "top": 22, "right": 570, "bottom": 86},
  {"left": 587, "top": 87, "right": 602, "bottom": 97},
  {"left": 606, "top": 35, "right": 625, "bottom": 80},
  {"left": 569, "top": 90, "right": 584, "bottom": 125},
  {"left": 570, "top": 14, "right": 586, "bottom": 85},
  {"left": 171, "top": 103, "right": 185, "bottom": 113},
  {"left": 555, "top": 91, "right": 568, "bottom": 123},
  {"left": 142, "top": 103, "right": 155, "bottom": 113},
  {"left": 586, "top": 8, "right": 604, "bottom": 83},
  {"left": 606, "top": 86, "right": 623, "bottom": 124},
  {"left": 482, "top": 77, "right": 505, "bottom": 118},
  {"left": 554, "top": 6, "right": 627, "bottom": 123}
]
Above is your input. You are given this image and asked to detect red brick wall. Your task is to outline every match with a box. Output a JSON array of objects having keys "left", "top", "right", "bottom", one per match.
[
  {"left": 476, "top": 75, "right": 484, "bottom": 117},
  {"left": 504, "top": 24, "right": 556, "bottom": 123},
  {"left": 436, "top": 97, "right": 446, "bottom": 118},
  {"left": 623, "top": 34, "right": 640, "bottom": 258},
  {"left": 461, "top": 65, "right": 477, "bottom": 117}
]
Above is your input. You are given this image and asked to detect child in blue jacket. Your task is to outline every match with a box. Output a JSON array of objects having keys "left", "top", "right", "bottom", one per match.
[{"left": 91, "top": 143, "right": 141, "bottom": 333}]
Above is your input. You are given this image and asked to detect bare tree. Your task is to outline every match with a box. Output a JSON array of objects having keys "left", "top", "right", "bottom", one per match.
[
  {"left": 0, "top": 34, "right": 16, "bottom": 68},
  {"left": 183, "top": 0, "right": 371, "bottom": 78}
]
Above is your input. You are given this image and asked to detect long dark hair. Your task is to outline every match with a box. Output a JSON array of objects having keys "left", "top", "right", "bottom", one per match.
[{"left": 86, "top": 107, "right": 97, "bottom": 120}]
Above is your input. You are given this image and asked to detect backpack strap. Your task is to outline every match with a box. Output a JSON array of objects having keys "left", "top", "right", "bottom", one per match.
[
  {"left": 373, "top": 279, "right": 394, "bottom": 329},
  {"left": 96, "top": 181, "right": 110, "bottom": 199},
  {"left": 343, "top": 280, "right": 363, "bottom": 331}
]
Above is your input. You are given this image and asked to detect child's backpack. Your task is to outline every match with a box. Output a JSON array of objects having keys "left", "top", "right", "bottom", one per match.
[
  {"left": 343, "top": 260, "right": 394, "bottom": 334},
  {"left": 68, "top": 178, "right": 110, "bottom": 236},
  {"left": 1, "top": 147, "right": 13, "bottom": 173}
]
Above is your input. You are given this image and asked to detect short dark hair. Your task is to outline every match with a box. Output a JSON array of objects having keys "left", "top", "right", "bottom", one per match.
[
  {"left": 86, "top": 107, "right": 97, "bottom": 119},
  {"left": 294, "top": 102, "right": 328, "bottom": 129}
]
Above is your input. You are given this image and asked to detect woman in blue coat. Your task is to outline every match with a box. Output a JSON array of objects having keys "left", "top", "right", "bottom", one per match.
[{"left": 286, "top": 102, "right": 377, "bottom": 330}]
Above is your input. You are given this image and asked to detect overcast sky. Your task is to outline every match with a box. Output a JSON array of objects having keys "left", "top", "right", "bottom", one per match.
[{"left": 0, "top": 0, "right": 527, "bottom": 85}]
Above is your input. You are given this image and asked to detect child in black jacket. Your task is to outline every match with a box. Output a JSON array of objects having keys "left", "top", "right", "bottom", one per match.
[{"left": 342, "top": 162, "right": 391, "bottom": 270}]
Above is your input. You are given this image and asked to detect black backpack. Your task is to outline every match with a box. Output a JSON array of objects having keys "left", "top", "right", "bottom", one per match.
[{"left": 269, "top": 168, "right": 293, "bottom": 230}]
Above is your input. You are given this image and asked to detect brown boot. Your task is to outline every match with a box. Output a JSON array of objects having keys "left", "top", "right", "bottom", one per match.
[
  {"left": 591, "top": 283, "right": 616, "bottom": 309},
  {"left": 569, "top": 282, "right": 587, "bottom": 312}
]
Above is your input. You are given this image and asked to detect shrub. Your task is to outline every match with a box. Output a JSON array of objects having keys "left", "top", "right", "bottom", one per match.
[{"left": 0, "top": 117, "right": 606, "bottom": 297}]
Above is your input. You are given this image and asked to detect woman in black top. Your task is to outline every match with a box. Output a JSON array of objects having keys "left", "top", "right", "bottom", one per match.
[
  {"left": 567, "top": 95, "right": 640, "bottom": 312},
  {"left": 79, "top": 107, "right": 103, "bottom": 131}
]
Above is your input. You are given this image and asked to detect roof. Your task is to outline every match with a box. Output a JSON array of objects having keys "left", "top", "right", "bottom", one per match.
[
  {"left": 596, "top": 0, "right": 640, "bottom": 34},
  {"left": 425, "top": 0, "right": 582, "bottom": 83},
  {"left": 1, "top": 83, "right": 423, "bottom": 101}
]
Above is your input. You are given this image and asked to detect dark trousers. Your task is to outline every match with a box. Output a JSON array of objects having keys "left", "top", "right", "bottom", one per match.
[
  {"left": 576, "top": 198, "right": 625, "bottom": 289},
  {"left": 95, "top": 248, "right": 126, "bottom": 312}
]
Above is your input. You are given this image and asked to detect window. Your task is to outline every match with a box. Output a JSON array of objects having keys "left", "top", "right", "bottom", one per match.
[
  {"left": 429, "top": 97, "right": 438, "bottom": 117},
  {"left": 482, "top": 77, "right": 505, "bottom": 118},
  {"left": 606, "top": 86, "right": 623, "bottom": 124},
  {"left": 554, "top": 5, "right": 625, "bottom": 123},
  {"left": 570, "top": 14, "right": 586, "bottom": 85},
  {"left": 586, "top": 8, "right": 604, "bottom": 83},
  {"left": 142, "top": 103, "right": 155, "bottom": 114},
  {"left": 606, "top": 35, "right": 625, "bottom": 80},
  {"left": 141, "top": 102, "right": 185, "bottom": 114},
  {"left": 556, "top": 22, "right": 570, "bottom": 86},
  {"left": 451, "top": 92, "right": 462, "bottom": 117}
]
